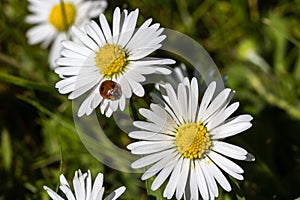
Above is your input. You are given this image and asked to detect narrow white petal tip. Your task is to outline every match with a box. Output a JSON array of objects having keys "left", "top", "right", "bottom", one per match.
[
  {"left": 245, "top": 153, "right": 255, "bottom": 162},
  {"left": 170, "top": 60, "right": 176, "bottom": 64},
  {"left": 118, "top": 186, "right": 126, "bottom": 192},
  {"left": 126, "top": 143, "right": 135, "bottom": 150},
  {"left": 113, "top": 186, "right": 126, "bottom": 198},
  {"left": 43, "top": 185, "right": 49, "bottom": 190},
  {"left": 77, "top": 111, "right": 84, "bottom": 117}
]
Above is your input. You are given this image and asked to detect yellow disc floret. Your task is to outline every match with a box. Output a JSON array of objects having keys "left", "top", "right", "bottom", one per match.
[
  {"left": 95, "top": 44, "right": 128, "bottom": 78},
  {"left": 175, "top": 122, "right": 211, "bottom": 160},
  {"left": 49, "top": 3, "right": 76, "bottom": 31}
]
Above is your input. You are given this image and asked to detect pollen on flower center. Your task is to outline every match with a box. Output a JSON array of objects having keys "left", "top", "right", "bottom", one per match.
[
  {"left": 175, "top": 122, "right": 211, "bottom": 160},
  {"left": 95, "top": 44, "right": 128, "bottom": 77},
  {"left": 48, "top": 3, "right": 76, "bottom": 31}
]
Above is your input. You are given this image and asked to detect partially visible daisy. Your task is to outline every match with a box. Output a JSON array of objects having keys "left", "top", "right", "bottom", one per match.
[
  {"left": 26, "top": 0, "right": 107, "bottom": 68},
  {"left": 128, "top": 77, "right": 254, "bottom": 200},
  {"left": 43, "top": 169, "right": 126, "bottom": 200},
  {"left": 55, "top": 7, "right": 175, "bottom": 117}
]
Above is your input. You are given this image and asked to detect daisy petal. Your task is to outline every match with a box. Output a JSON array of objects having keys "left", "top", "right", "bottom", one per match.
[
  {"left": 208, "top": 151, "right": 244, "bottom": 180},
  {"left": 163, "top": 157, "right": 183, "bottom": 199}
]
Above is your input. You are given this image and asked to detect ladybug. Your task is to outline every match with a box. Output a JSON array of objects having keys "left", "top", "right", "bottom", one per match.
[{"left": 99, "top": 80, "right": 122, "bottom": 100}]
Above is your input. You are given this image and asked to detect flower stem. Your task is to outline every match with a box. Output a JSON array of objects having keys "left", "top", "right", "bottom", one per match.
[{"left": 145, "top": 177, "right": 165, "bottom": 200}]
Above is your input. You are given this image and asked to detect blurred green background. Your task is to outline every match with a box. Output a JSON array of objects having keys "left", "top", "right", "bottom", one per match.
[{"left": 1, "top": 0, "right": 300, "bottom": 199}]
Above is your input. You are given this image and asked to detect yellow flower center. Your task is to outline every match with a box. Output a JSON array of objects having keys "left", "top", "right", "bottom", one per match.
[
  {"left": 175, "top": 122, "right": 211, "bottom": 160},
  {"left": 48, "top": 2, "right": 76, "bottom": 31},
  {"left": 95, "top": 44, "right": 128, "bottom": 78}
]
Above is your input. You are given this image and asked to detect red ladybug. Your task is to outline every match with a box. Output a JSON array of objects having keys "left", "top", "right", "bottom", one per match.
[{"left": 99, "top": 80, "right": 122, "bottom": 100}]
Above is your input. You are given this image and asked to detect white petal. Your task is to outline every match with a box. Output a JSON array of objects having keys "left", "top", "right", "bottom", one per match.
[
  {"left": 89, "top": 20, "right": 106, "bottom": 45},
  {"left": 130, "top": 141, "right": 174, "bottom": 155},
  {"left": 129, "top": 58, "right": 175, "bottom": 66},
  {"left": 119, "top": 77, "right": 132, "bottom": 98},
  {"left": 150, "top": 104, "right": 178, "bottom": 130},
  {"left": 55, "top": 67, "right": 87, "bottom": 76},
  {"left": 197, "top": 82, "right": 216, "bottom": 121},
  {"left": 133, "top": 121, "right": 167, "bottom": 133},
  {"left": 100, "top": 99, "right": 109, "bottom": 114},
  {"left": 85, "top": 171, "right": 92, "bottom": 200},
  {"left": 201, "top": 88, "right": 231, "bottom": 123},
  {"left": 138, "top": 108, "right": 175, "bottom": 131},
  {"left": 205, "top": 158, "right": 231, "bottom": 192},
  {"left": 99, "top": 13, "right": 112, "bottom": 43},
  {"left": 154, "top": 67, "right": 172, "bottom": 75},
  {"left": 132, "top": 66, "right": 156, "bottom": 74},
  {"left": 163, "top": 157, "right": 183, "bottom": 199},
  {"left": 105, "top": 105, "right": 114, "bottom": 117},
  {"left": 127, "top": 17, "right": 163, "bottom": 51},
  {"left": 77, "top": 87, "right": 99, "bottom": 117},
  {"left": 61, "top": 40, "right": 94, "bottom": 57},
  {"left": 26, "top": 14, "right": 46, "bottom": 24},
  {"left": 125, "top": 70, "right": 146, "bottom": 82},
  {"left": 68, "top": 77, "right": 100, "bottom": 99},
  {"left": 212, "top": 141, "right": 248, "bottom": 160},
  {"left": 129, "top": 131, "right": 174, "bottom": 141},
  {"left": 56, "top": 57, "right": 94, "bottom": 67},
  {"left": 126, "top": 78, "right": 144, "bottom": 97},
  {"left": 49, "top": 34, "right": 65, "bottom": 69},
  {"left": 128, "top": 46, "right": 161, "bottom": 60},
  {"left": 26, "top": 24, "right": 55, "bottom": 45},
  {"left": 165, "top": 84, "right": 184, "bottom": 124},
  {"left": 109, "top": 100, "right": 119, "bottom": 111},
  {"left": 119, "top": 95, "right": 126, "bottom": 111},
  {"left": 61, "top": 48, "right": 87, "bottom": 59},
  {"left": 194, "top": 160, "right": 209, "bottom": 200},
  {"left": 141, "top": 151, "right": 178, "bottom": 180},
  {"left": 112, "top": 7, "right": 121, "bottom": 43},
  {"left": 91, "top": 173, "right": 104, "bottom": 200},
  {"left": 119, "top": 9, "right": 139, "bottom": 47},
  {"left": 125, "top": 18, "right": 153, "bottom": 50},
  {"left": 211, "top": 121, "right": 252, "bottom": 139},
  {"left": 110, "top": 186, "right": 126, "bottom": 200},
  {"left": 73, "top": 171, "right": 86, "bottom": 200},
  {"left": 177, "top": 83, "right": 188, "bottom": 121},
  {"left": 199, "top": 160, "right": 218, "bottom": 199},
  {"left": 189, "top": 162, "right": 199, "bottom": 200},
  {"left": 85, "top": 23, "right": 103, "bottom": 47},
  {"left": 60, "top": 185, "right": 76, "bottom": 200},
  {"left": 226, "top": 114, "right": 253, "bottom": 125},
  {"left": 208, "top": 151, "right": 244, "bottom": 180},
  {"left": 43, "top": 186, "right": 64, "bottom": 200},
  {"left": 190, "top": 77, "right": 199, "bottom": 122},
  {"left": 175, "top": 159, "right": 190, "bottom": 200},
  {"left": 224, "top": 102, "right": 240, "bottom": 119},
  {"left": 56, "top": 78, "right": 76, "bottom": 94},
  {"left": 71, "top": 26, "right": 99, "bottom": 51},
  {"left": 131, "top": 149, "right": 175, "bottom": 168},
  {"left": 87, "top": 0, "right": 107, "bottom": 18},
  {"left": 151, "top": 156, "right": 177, "bottom": 191}
]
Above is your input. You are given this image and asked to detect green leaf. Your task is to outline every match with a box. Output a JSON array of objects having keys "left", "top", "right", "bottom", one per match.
[
  {"left": 145, "top": 176, "right": 165, "bottom": 200},
  {"left": 0, "top": 72, "right": 56, "bottom": 93},
  {"left": 230, "top": 176, "right": 246, "bottom": 200},
  {"left": 1, "top": 128, "right": 13, "bottom": 171}
]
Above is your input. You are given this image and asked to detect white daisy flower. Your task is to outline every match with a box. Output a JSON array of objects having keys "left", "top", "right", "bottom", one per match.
[
  {"left": 43, "top": 169, "right": 126, "bottom": 200},
  {"left": 26, "top": 0, "right": 107, "bottom": 68},
  {"left": 54, "top": 7, "right": 175, "bottom": 117},
  {"left": 127, "top": 77, "right": 254, "bottom": 200}
]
